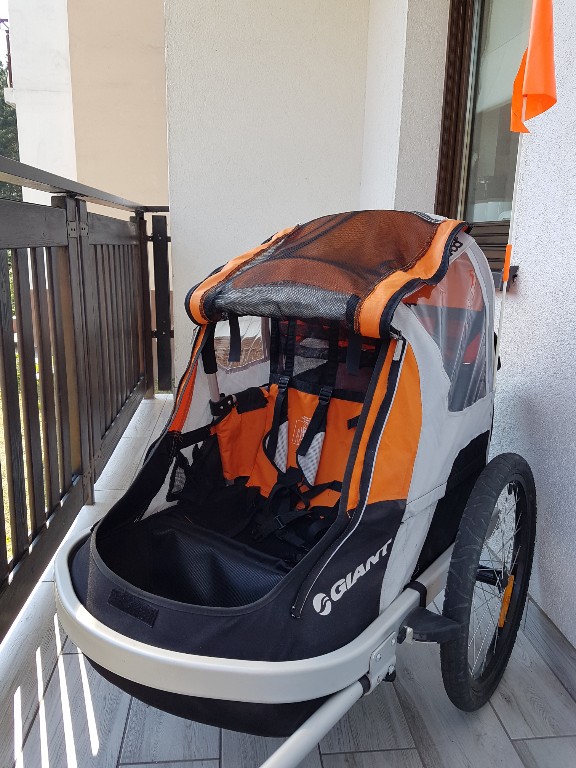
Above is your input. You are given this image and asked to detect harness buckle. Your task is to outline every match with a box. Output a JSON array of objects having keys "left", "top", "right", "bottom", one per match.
[{"left": 318, "top": 385, "right": 332, "bottom": 406}]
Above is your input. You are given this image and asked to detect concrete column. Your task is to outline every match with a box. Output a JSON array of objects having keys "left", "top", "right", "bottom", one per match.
[{"left": 360, "top": 0, "right": 450, "bottom": 213}]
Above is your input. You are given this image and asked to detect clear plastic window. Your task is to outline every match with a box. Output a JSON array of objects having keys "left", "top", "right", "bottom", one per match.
[
  {"left": 214, "top": 316, "right": 270, "bottom": 372},
  {"left": 405, "top": 254, "right": 487, "bottom": 411}
]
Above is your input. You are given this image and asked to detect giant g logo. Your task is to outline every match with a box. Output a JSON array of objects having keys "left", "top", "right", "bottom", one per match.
[{"left": 312, "top": 593, "right": 332, "bottom": 616}]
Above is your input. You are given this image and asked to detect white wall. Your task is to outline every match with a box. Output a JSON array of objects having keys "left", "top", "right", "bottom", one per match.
[
  {"left": 490, "top": 0, "right": 576, "bottom": 645},
  {"left": 165, "top": 0, "right": 371, "bottom": 377},
  {"left": 395, "top": 0, "right": 450, "bottom": 212},
  {"left": 6, "top": 0, "right": 76, "bottom": 203},
  {"left": 360, "top": 0, "right": 449, "bottom": 212},
  {"left": 360, "top": 0, "right": 408, "bottom": 208}
]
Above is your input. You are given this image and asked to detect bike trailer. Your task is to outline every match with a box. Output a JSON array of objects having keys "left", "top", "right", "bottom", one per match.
[{"left": 55, "top": 211, "right": 536, "bottom": 762}]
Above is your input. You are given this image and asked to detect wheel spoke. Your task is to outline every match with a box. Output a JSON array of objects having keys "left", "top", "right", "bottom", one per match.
[{"left": 467, "top": 483, "right": 521, "bottom": 678}]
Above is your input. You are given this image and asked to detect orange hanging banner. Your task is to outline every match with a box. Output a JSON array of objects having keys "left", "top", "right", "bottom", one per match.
[
  {"left": 503, "top": 244, "right": 512, "bottom": 283},
  {"left": 511, "top": 0, "right": 557, "bottom": 133}
]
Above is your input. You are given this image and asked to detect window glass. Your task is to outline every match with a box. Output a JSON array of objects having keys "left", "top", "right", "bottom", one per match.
[
  {"left": 463, "top": 0, "right": 531, "bottom": 223},
  {"left": 406, "top": 255, "right": 487, "bottom": 411}
]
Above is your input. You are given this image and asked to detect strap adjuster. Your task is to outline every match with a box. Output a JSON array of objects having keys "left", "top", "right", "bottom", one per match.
[
  {"left": 318, "top": 385, "right": 332, "bottom": 406},
  {"left": 278, "top": 374, "right": 290, "bottom": 391}
]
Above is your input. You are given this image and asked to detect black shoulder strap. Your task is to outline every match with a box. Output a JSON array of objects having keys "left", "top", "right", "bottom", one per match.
[
  {"left": 296, "top": 323, "right": 339, "bottom": 460},
  {"left": 264, "top": 320, "right": 296, "bottom": 466},
  {"left": 201, "top": 323, "right": 218, "bottom": 374},
  {"left": 228, "top": 313, "right": 242, "bottom": 363}
]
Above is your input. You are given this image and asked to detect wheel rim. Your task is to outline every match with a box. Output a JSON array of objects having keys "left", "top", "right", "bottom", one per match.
[{"left": 468, "top": 480, "right": 526, "bottom": 680}]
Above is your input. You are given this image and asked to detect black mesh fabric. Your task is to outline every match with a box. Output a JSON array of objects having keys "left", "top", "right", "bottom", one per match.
[
  {"left": 99, "top": 510, "right": 291, "bottom": 607},
  {"left": 272, "top": 319, "right": 380, "bottom": 401},
  {"left": 200, "top": 211, "right": 442, "bottom": 332}
]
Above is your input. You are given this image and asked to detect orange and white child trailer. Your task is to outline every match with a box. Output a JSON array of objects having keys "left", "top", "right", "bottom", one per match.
[{"left": 55, "top": 211, "right": 536, "bottom": 768}]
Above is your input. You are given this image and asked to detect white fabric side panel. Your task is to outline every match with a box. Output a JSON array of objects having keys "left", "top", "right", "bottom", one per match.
[
  {"left": 379, "top": 300, "right": 494, "bottom": 611},
  {"left": 379, "top": 502, "right": 436, "bottom": 610}
]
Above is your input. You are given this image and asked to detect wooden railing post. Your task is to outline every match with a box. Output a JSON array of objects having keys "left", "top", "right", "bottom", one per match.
[
  {"left": 151, "top": 215, "right": 172, "bottom": 391},
  {"left": 52, "top": 195, "right": 95, "bottom": 504},
  {"left": 136, "top": 212, "right": 155, "bottom": 398}
]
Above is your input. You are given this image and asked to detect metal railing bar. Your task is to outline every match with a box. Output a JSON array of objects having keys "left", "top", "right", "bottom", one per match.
[
  {"left": 102, "top": 244, "right": 116, "bottom": 429},
  {"left": 31, "top": 247, "right": 60, "bottom": 512},
  {"left": 129, "top": 246, "right": 141, "bottom": 388},
  {"left": 0, "top": 465, "right": 8, "bottom": 579},
  {"left": 116, "top": 245, "right": 129, "bottom": 406},
  {"left": 109, "top": 244, "right": 123, "bottom": 416},
  {"left": 0, "top": 249, "right": 28, "bottom": 561},
  {"left": 47, "top": 246, "right": 72, "bottom": 493},
  {"left": 136, "top": 214, "right": 154, "bottom": 398},
  {"left": 13, "top": 248, "right": 46, "bottom": 536},
  {"left": 0, "top": 155, "right": 168, "bottom": 213},
  {"left": 95, "top": 245, "right": 111, "bottom": 431},
  {"left": 152, "top": 215, "right": 172, "bottom": 391}
]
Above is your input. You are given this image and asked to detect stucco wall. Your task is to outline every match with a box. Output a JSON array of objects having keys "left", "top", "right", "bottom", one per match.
[
  {"left": 165, "top": 0, "right": 371, "bottom": 377},
  {"left": 490, "top": 0, "right": 576, "bottom": 645},
  {"left": 394, "top": 0, "right": 450, "bottom": 212},
  {"left": 360, "top": 0, "right": 449, "bottom": 213},
  {"left": 67, "top": 0, "right": 168, "bottom": 204},
  {"left": 6, "top": 0, "right": 76, "bottom": 203},
  {"left": 359, "top": 0, "right": 408, "bottom": 208}
]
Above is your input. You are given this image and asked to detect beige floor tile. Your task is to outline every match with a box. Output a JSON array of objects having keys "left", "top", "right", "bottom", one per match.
[
  {"left": 322, "top": 750, "right": 424, "bottom": 768},
  {"left": 94, "top": 436, "right": 149, "bottom": 491},
  {"left": 320, "top": 683, "right": 414, "bottom": 753},
  {"left": 221, "top": 730, "right": 321, "bottom": 768},
  {"left": 393, "top": 641, "right": 525, "bottom": 768},
  {"left": 120, "top": 699, "right": 220, "bottom": 763},
  {"left": 120, "top": 763, "right": 219, "bottom": 768},
  {"left": 122, "top": 396, "right": 168, "bottom": 439},
  {"left": 0, "top": 582, "right": 64, "bottom": 768},
  {"left": 514, "top": 736, "right": 576, "bottom": 768},
  {"left": 19, "top": 652, "right": 131, "bottom": 768},
  {"left": 491, "top": 631, "right": 576, "bottom": 738},
  {"left": 524, "top": 598, "right": 576, "bottom": 703}
]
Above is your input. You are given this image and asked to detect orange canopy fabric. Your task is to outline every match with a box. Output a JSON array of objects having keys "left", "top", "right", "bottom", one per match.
[{"left": 511, "top": 0, "right": 557, "bottom": 133}]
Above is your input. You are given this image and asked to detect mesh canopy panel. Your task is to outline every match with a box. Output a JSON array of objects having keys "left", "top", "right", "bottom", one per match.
[{"left": 191, "top": 211, "right": 461, "bottom": 335}]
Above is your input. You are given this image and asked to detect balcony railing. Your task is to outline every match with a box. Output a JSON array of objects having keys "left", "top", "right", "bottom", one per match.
[{"left": 0, "top": 155, "right": 171, "bottom": 640}]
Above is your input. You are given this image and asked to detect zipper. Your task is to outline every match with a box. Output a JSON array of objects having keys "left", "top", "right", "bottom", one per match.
[{"left": 291, "top": 334, "right": 407, "bottom": 618}]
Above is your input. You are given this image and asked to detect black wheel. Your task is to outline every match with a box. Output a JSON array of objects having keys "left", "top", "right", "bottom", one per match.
[{"left": 440, "top": 453, "right": 536, "bottom": 711}]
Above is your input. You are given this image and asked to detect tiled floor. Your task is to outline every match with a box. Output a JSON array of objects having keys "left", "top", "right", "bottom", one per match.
[{"left": 2, "top": 396, "right": 576, "bottom": 768}]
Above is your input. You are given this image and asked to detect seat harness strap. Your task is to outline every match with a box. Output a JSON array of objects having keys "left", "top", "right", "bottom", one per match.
[
  {"left": 254, "top": 323, "right": 342, "bottom": 542},
  {"left": 264, "top": 319, "right": 296, "bottom": 469}
]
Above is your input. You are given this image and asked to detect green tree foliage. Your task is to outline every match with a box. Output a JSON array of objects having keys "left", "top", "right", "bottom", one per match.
[{"left": 0, "top": 58, "right": 22, "bottom": 201}]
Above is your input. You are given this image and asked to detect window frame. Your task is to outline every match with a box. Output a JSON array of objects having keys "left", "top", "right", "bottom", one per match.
[{"left": 435, "top": 0, "right": 516, "bottom": 277}]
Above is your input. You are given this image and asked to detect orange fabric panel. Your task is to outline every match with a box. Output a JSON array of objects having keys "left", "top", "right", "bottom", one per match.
[
  {"left": 346, "top": 344, "right": 395, "bottom": 511},
  {"left": 357, "top": 220, "right": 462, "bottom": 338},
  {"left": 366, "top": 345, "right": 421, "bottom": 504},
  {"left": 168, "top": 326, "right": 207, "bottom": 433},
  {"left": 213, "top": 389, "right": 272, "bottom": 481},
  {"left": 246, "top": 387, "right": 362, "bottom": 501},
  {"left": 188, "top": 226, "right": 297, "bottom": 324}
]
